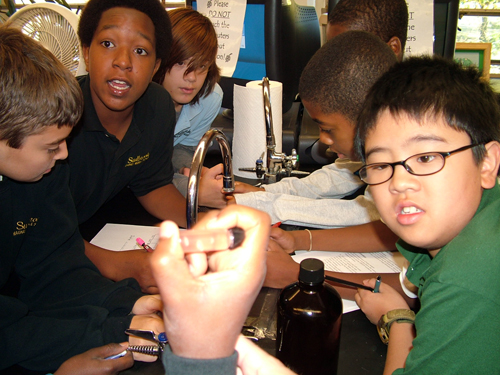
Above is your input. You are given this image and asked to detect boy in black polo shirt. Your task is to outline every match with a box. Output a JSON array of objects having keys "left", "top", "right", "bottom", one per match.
[
  {"left": 67, "top": 0, "right": 186, "bottom": 292},
  {"left": 0, "top": 26, "right": 162, "bottom": 373}
]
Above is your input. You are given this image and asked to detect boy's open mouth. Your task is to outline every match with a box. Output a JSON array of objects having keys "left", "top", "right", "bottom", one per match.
[{"left": 108, "top": 79, "right": 131, "bottom": 91}]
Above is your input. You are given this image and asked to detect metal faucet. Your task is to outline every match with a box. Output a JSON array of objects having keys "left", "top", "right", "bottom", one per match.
[
  {"left": 239, "top": 77, "right": 309, "bottom": 184},
  {"left": 186, "top": 128, "right": 234, "bottom": 228}
]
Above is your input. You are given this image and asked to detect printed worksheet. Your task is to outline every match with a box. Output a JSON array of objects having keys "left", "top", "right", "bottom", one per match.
[{"left": 292, "top": 250, "right": 405, "bottom": 274}]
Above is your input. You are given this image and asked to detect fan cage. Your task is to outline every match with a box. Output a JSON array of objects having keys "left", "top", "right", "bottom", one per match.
[{"left": 7, "top": 5, "right": 85, "bottom": 77}]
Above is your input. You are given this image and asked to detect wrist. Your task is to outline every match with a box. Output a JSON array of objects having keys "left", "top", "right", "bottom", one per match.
[{"left": 377, "top": 309, "right": 415, "bottom": 345}]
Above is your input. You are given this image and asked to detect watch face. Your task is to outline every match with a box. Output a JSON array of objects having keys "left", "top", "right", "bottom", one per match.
[{"left": 377, "top": 317, "right": 390, "bottom": 345}]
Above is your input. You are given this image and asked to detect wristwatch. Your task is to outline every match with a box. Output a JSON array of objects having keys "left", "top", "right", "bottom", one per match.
[{"left": 377, "top": 309, "right": 415, "bottom": 344}]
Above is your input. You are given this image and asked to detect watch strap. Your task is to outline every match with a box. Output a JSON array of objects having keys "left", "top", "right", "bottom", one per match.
[{"left": 377, "top": 309, "right": 415, "bottom": 344}]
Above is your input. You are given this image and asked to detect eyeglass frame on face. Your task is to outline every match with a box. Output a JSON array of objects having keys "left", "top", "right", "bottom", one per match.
[{"left": 354, "top": 143, "right": 484, "bottom": 186}]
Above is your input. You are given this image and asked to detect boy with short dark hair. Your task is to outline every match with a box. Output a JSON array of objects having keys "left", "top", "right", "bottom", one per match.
[
  {"left": 327, "top": 0, "right": 408, "bottom": 61},
  {"left": 0, "top": 26, "right": 162, "bottom": 373},
  {"left": 222, "top": 31, "right": 404, "bottom": 295},
  {"left": 68, "top": 0, "right": 187, "bottom": 292},
  {"left": 354, "top": 56, "right": 500, "bottom": 373}
]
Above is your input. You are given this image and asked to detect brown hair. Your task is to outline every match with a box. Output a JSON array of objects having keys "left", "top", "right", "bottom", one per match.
[
  {"left": 0, "top": 26, "right": 83, "bottom": 148},
  {"left": 153, "top": 7, "right": 220, "bottom": 104}
]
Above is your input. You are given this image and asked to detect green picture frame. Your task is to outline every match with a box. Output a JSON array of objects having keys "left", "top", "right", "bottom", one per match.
[{"left": 454, "top": 42, "right": 492, "bottom": 80}]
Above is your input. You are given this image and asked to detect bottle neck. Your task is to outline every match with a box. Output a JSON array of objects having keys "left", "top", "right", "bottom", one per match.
[{"left": 298, "top": 280, "right": 324, "bottom": 291}]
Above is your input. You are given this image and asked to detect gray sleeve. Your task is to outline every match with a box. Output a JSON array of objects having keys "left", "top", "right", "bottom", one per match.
[{"left": 162, "top": 345, "right": 238, "bottom": 375}]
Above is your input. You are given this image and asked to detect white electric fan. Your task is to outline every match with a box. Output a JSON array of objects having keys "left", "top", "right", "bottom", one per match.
[
  {"left": 0, "top": 12, "right": 8, "bottom": 24},
  {"left": 6, "top": 3, "right": 86, "bottom": 77}
]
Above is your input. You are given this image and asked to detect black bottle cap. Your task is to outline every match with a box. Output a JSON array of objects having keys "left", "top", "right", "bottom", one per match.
[{"left": 299, "top": 258, "right": 325, "bottom": 285}]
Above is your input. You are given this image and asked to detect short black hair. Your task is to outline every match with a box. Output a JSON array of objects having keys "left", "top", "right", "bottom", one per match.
[
  {"left": 328, "top": 0, "right": 408, "bottom": 52},
  {"left": 78, "top": 0, "right": 172, "bottom": 63},
  {"left": 299, "top": 30, "right": 397, "bottom": 124},
  {"left": 355, "top": 56, "right": 500, "bottom": 163}
]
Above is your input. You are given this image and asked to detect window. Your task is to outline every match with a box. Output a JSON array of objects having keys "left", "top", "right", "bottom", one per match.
[{"left": 458, "top": 1, "right": 500, "bottom": 78}]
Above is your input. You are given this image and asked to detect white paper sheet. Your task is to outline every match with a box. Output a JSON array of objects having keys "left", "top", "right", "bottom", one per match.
[
  {"left": 91, "top": 224, "right": 402, "bottom": 314},
  {"left": 292, "top": 250, "right": 405, "bottom": 274},
  {"left": 90, "top": 223, "right": 160, "bottom": 251}
]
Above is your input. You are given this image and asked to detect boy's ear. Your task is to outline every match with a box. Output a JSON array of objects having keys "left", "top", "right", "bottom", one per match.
[
  {"left": 480, "top": 141, "right": 500, "bottom": 189},
  {"left": 386, "top": 37, "right": 402, "bottom": 61},
  {"left": 82, "top": 45, "right": 90, "bottom": 73},
  {"left": 152, "top": 58, "right": 161, "bottom": 79}
]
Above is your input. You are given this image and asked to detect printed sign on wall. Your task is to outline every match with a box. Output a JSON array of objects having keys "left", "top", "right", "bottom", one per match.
[
  {"left": 197, "top": 0, "right": 247, "bottom": 77},
  {"left": 405, "top": 0, "right": 434, "bottom": 56}
]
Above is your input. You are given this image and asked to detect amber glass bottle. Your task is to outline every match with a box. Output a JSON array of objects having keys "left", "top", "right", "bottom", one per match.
[{"left": 276, "top": 258, "right": 343, "bottom": 375}]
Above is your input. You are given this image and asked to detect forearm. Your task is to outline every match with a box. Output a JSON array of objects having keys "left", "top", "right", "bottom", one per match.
[
  {"left": 85, "top": 241, "right": 123, "bottom": 281},
  {"left": 292, "top": 221, "right": 398, "bottom": 252},
  {"left": 84, "top": 241, "right": 157, "bottom": 294},
  {"left": 137, "top": 184, "right": 187, "bottom": 228},
  {"left": 383, "top": 322, "right": 415, "bottom": 375}
]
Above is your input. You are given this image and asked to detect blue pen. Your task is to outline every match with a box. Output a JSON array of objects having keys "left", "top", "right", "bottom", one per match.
[{"left": 373, "top": 275, "right": 382, "bottom": 293}]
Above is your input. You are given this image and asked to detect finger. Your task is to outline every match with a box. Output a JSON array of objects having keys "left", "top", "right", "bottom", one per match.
[
  {"left": 150, "top": 221, "right": 198, "bottom": 295},
  {"left": 205, "top": 207, "right": 270, "bottom": 274},
  {"left": 205, "top": 163, "right": 224, "bottom": 179}
]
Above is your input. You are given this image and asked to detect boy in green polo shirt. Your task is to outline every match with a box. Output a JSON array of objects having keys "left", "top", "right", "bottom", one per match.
[{"left": 354, "top": 56, "right": 500, "bottom": 373}]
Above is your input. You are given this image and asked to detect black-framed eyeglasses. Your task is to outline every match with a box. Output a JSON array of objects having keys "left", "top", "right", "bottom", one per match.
[{"left": 354, "top": 143, "right": 484, "bottom": 186}]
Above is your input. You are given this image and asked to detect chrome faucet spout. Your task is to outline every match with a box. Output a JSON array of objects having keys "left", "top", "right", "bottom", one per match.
[
  {"left": 263, "top": 77, "right": 275, "bottom": 149},
  {"left": 186, "top": 129, "right": 234, "bottom": 228}
]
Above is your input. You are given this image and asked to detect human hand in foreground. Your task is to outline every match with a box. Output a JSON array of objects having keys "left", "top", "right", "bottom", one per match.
[
  {"left": 263, "top": 240, "right": 300, "bottom": 288},
  {"left": 129, "top": 295, "right": 164, "bottom": 362},
  {"left": 355, "top": 279, "right": 410, "bottom": 325},
  {"left": 235, "top": 335, "right": 296, "bottom": 375},
  {"left": 54, "top": 343, "right": 133, "bottom": 375},
  {"left": 151, "top": 205, "right": 270, "bottom": 359}
]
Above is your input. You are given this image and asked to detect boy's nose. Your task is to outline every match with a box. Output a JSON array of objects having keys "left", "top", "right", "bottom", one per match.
[
  {"left": 319, "top": 132, "right": 333, "bottom": 146},
  {"left": 56, "top": 141, "right": 69, "bottom": 160},
  {"left": 389, "top": 164, "right": 419, "bottom": 193},
  {"left": 184, "top": 70, "right": 197, "bottom": 82},
  {"left": 113, "top": 48, "right": 132, "bottom": 70}
]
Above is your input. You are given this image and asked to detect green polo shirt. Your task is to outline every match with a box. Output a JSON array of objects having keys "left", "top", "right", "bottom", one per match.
[
  {"left": 68, "top": 75, "right": 176, "bottom": 224},
  {"left": 393, "top": 182, "right": 500, "bottom": 374}
]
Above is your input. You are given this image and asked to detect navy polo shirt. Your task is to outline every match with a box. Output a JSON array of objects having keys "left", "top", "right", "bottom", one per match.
[
  {"left": 0, "top": 163, "right": 142, "bottom": 370},
  {"left": 67, "top": 75, "right": 176, "bottom": 224}
]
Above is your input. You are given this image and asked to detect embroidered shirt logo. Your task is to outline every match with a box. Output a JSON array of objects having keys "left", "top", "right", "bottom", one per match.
[
  {"left": 125, "top": 153, "right": 150, "bottom": 167},
  {"left": 13, "top": 217, "right": 38, "bottom": 236}
]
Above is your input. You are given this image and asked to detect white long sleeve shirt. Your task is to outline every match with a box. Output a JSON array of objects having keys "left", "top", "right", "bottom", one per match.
[{"left": 234, "top": 159, "right": 380, "bottom": 228}]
